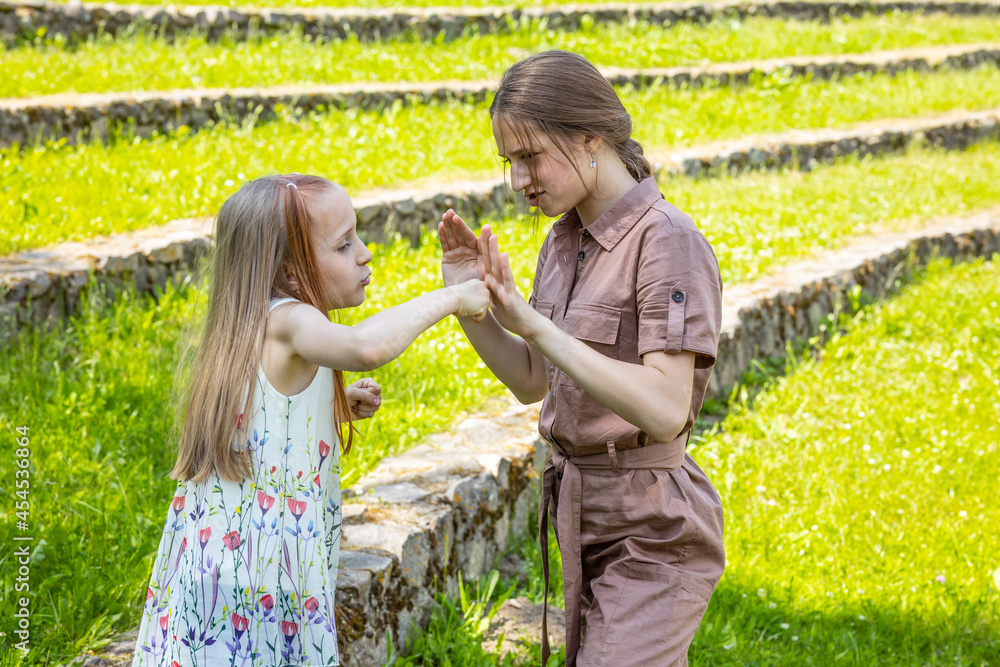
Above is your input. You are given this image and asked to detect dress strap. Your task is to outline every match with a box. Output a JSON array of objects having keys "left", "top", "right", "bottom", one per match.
[{"left": 268, "top": 297, "right": 299, "bottom": 313}]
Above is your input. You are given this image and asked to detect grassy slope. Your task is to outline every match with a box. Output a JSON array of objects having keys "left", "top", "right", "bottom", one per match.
[
  {"left": 5, "top": 66, "right": 1000, "bottom": 254},
  {"left": 397, "top": 257, "right": 1000, "bottom": 666},
  {"left": 5, "top": 15, "right": 1000, "bottom": 96},
  {"left": 691, "top": 257, "right": 1000, "bottom": 664},
  {"left": 1, "top": 144, "right": 999, "bottom": 661}
]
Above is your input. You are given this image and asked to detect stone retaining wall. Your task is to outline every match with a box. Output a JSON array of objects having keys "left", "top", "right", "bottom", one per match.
[
  {"left": 335, "top": 403, "right": 546, "bottom": 663},
  {"left": 3, "top": 43, "right": 998, "bottom": 149},
  {"left": 708, "top": 209, "right": 1000, "bottom": 395},
  {"left": 4, "top": 0, "right": 1000, "bottom": 45},
  {"left": 664, "top": 105, "right": 1000, "bottom": 177},
  {"left": 4, "top": 108, "right": 1000, "bottom": 344}
]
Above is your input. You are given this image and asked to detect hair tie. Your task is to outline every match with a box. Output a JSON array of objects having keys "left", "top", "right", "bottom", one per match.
[{"left": 286, "top": 182, "right": 298, "bottom": 190}]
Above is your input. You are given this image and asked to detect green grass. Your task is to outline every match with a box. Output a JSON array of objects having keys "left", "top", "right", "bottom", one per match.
[
  {"left": 6, "top": 14, "right": 1000, "bottom": 97},
  {"left": 0, "top": 223, "right": 541, "bottom": 664},
  {"left": 36, "top": 0, "right": 744, "bottom": 8},
  {"left": 2, "top": 141, "right": 998, "bottom": 660},
  {"left": 690, "top": 257, "right": 1000, "bottom": 664},
  {"left": 400, "top": 256, "right": 1000, "bottom": 665},
  {"left": 5, "top": 65, "right": 1000, "bottom": 254}
]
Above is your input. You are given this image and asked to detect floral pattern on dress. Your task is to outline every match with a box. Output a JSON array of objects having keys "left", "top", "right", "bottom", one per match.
[{"left": 133, "top": 348, "right": 342, "bottom": 667}]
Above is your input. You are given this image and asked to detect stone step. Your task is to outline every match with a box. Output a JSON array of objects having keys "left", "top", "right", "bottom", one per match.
[
  {"left": 4, "top": 0, "right": 1000, "bottom": 46},
  {"left": 63, "top": 207, "right": 1000, "bottom": 665},
  {"left": 3, "top": 42, "right": 999, "bottom": 149}
]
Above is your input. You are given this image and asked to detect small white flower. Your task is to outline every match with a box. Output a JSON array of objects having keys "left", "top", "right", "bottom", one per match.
[
  {"left": 769, "top": 602, "right": 776, "bottom": 609},
  {"left": 858, "top": 615, "right": 866, "bottom": 621},
  {"left": 780, "top": 623, "right": 789, "bottom": 630},
  {"left": 958, "top": 510, "right": 967, "bottom": 517},
  {"left": 756, "top": 485, "right": 767, "bottom": 494}
]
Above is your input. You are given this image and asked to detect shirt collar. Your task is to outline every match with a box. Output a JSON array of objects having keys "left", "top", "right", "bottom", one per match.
[{"left": 551, "top": 177, "right": 662, "bottom": 251}]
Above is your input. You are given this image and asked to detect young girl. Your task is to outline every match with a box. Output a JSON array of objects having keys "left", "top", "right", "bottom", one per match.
[
  {"left": 133, "top": 174, "right": 490, "bottom": 667},
  {"left": 439, "top": 51, "right": 725, "bottom": 665}
]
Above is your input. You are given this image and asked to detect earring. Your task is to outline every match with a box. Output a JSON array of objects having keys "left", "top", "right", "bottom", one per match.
[{"left": 590, "top": 149, "right": 596, "bottom": 169}]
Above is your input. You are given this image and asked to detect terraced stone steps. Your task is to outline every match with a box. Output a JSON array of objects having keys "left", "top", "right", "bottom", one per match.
[
  {"left": 4, "top": 105, "right": 1000, "bottom": 340},
  {"left": 3, "top": 42, "right": 999, "bottom": 149},
  {"left": 4, "top": 0, "right": 1000, "bottom": 45}
]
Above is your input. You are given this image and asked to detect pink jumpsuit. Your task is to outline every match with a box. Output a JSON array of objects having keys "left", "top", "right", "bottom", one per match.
[{"left": 530, "top": 177, "right": 726, "bottom": 666}]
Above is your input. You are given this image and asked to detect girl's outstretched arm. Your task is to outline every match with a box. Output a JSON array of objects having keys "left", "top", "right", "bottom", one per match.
[
  {"left": 270, "top": 280, "right": 490, "bottom": 372},
  {"left": 439, "top": 210, "right": 549, "bottom": 404},
  {"left": 482, "top": 232, "right": 695, "bottom": 444}
]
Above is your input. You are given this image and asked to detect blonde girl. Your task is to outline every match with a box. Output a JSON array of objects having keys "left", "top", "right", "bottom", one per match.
[
  {"left": 439, "top": 51, "right": 725, "bottom": 666},
  {"left": 133, "top": 174, "right": 489, "bottom": 666}
]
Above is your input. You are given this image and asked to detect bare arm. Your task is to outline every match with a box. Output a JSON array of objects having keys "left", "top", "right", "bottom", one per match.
[
  {"left": 271, "top": 280, "right": 490, "bottom": 372},
  {"left": 483, "top": 233, "right": 693, "bottom": 442},
  {"left": 529, "top": 316, "right": 693, "bottom": 441},
  {"left": 455, "top": 312, "right": 549, "bottom": 404}
]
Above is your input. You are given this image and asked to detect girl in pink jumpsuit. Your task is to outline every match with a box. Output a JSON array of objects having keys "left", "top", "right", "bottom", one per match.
[{"left": 438, "top": 51, "right": 726, "bottom": 666}]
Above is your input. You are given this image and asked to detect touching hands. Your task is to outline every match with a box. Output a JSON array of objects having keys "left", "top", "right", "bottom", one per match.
[
  {"left": 438, "top": 211, "right": 541, "bottom": 338},
  {"left": 346, "top": 378, "right": 382, "bottom": 420},
  {"left": 451, "top": 278, "right": 491, "bottom": 322}
]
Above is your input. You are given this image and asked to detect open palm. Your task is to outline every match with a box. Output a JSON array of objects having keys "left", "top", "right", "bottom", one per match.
[{"left": 438, "top": 209, "right": 484, "bottom": 287}]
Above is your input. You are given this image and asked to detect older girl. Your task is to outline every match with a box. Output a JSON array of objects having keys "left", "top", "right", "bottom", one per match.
[{"left": 439, "top": 51, "right": 725, "bottom": 666}]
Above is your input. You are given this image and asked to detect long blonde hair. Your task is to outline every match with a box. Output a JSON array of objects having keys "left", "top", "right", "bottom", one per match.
[{"left": 169, "top": 174, "right": 357, "bottom": 484}]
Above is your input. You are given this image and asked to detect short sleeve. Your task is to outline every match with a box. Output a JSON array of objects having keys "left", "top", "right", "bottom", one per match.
[{"left": 636, "top": 223, "right": 722, "bottom": 368}]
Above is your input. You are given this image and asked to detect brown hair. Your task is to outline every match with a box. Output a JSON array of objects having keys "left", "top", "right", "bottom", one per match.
[
  {"left": 169, "top": 174, "right": 357, "bottom": 484},
  {"left": 490, "top": 50, "right": 652, "bottom": 197}
]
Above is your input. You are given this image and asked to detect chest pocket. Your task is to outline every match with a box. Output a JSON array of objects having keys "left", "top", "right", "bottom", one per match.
[{"left": 562, "top": 304, "right": 622, "bottom": 359}]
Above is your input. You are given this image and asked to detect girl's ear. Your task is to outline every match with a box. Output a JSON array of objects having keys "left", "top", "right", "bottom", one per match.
[
  {"left": 583, "top": 133, "right": 603, "bottom": 152},
  {"left": 283, "top": 264, "right": 301, "bottom": 295}
]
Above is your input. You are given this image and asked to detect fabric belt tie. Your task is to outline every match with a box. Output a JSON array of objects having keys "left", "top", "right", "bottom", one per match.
[{"left": 538, "top": 433, "right": 688, "bottom": 666}]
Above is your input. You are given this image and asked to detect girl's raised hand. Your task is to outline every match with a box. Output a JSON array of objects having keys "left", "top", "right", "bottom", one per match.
[
  {"left": 346, "top": 378, "right": 382, "bottom": 420},
  {"left": 438, "top": 209, "right": 484, "bottom": 287},
  {"left": 480, "top": 225, "right": 542, "bottom": 340}
]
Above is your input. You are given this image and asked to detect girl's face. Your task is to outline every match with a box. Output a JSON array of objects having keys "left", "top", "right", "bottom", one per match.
[
  {"left": 493, "top": 120, "right": 593, "bottom": 219},
  {"left": 310, "top": 187, "right": 373, "bottom": 310}
]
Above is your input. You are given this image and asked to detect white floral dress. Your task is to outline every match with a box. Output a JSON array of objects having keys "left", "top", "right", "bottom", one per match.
[{"left": 133, "top": 298, "right": 343, "bottom": 667}]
